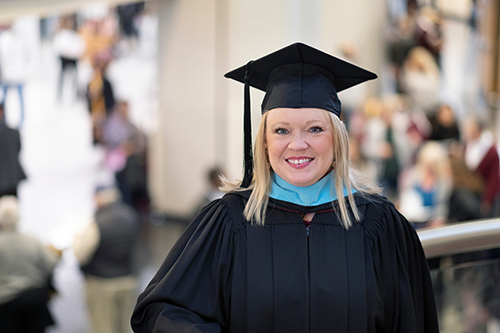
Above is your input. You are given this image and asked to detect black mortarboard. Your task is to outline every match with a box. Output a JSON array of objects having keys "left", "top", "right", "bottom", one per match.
[{"left": 224, "top": 42, "right": 377, "bottom": 187}]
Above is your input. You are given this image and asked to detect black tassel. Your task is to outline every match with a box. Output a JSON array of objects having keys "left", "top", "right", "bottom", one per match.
[{"left": 241, "top": 61, "right": 254, "bottom": 188}]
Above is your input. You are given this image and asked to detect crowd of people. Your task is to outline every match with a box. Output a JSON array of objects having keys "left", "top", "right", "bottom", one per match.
[
  {"left": 51, "top": 3, "right": 152, "bottom": 217},
  {"left": 349, "top": 93, "right": 499, "bottom": 228},
  {"left": 344, "top": 4, "right": 500, "bottom": 231},
  {"left": 0, "top": 2, "right": 152, "bottom": 332},
  {"left": 349, "top": 5, "right": 500, "bottom": 330}
]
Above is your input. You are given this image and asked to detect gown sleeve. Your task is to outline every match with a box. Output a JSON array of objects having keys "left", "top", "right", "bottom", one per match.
[
  {"left": 131, "top": 198, "right": 240, "bottom": 333},
  {"left": 366, "top": 199, "right": 439, "bottom": 333}
]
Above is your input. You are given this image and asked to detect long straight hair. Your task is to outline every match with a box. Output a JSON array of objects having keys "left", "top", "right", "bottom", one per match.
[{"left": 221, "top": 109, "right": 381, "bottom": 228}]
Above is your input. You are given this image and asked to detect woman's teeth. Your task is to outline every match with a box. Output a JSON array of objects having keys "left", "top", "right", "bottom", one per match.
[{"left": 287, "top": 158, "right": 312, "bottom": 164}]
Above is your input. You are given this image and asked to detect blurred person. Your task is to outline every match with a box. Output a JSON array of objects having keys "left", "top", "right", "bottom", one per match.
[
  {"left": 413, "top": 6, "right": 443, "bottom": 66},
  {"left": 0, "top": 103, "right": 26, "bottom": 197},
  {"left": 101, "top": 100, "right": 139, "bottom": 158},
  {"left": 79, "top": 20, "right": 104, "bottom": 64},
  {"left": 447, "top": 150, "right": 484, "bottom": 222},
  {"left": 87, "top": 49, "right": 115, "bottom": 144},
  {"left": 191, "top": 166, "right": 226, "bottom": 219},
  {"left": 362, "top": 98, "right": 400, "bottom": 200},
  {"left": 0, "top": 24, "right": 30, "bottom": 129},
  {"left": 399, "top": 141, "right": 452, "bottom": 228},
  {"left": 201, "top": 166, "right": 225, "bottom": 203},
  {"left": 0, "top": 196, "right": 58, "bottom": 332},
  {"left": 389, "top": 94, "right": 431, "bottom": 168},
  {"left": 439, "top": 90, "right": 466, "bottom": 125},
  {"left": 52, "top": 14, "right": 86, "bottom": 100},
  {"left": 360, "top": 98, "right": 386, "bottom": 176},
  {"left": 102, "top": 101, "right": 149, "bottom": 213},
  {"left": 99, "top": 6, "right": 120, "bottom": 52},
  {"left": 117, "top": 3, "right": 141, "bottom": 38},
  {"left": 101, "top": 101, "right": 144, "bottom": 153},
  {"left": 462, "top": 117, "right": 500, "bottom": 216},
  {"left": 429, "top": 103, "right": 460, "bottom": 141},
  {"left": 40, "top": 16, "right": 59, "bottom": 41},
  {"left": 116, "top": 2, "right": 144, "bottom": 53},
  {"left": 386, "top": 11, "right": 417, "bottom": 93},
  {"left": 79, "top": 16, "right": 116, "bottom": 67},
  {"left": 400, "top": 46, "right": 441, "bottom": 116},
  {"left": 349, "top": 134, "right": 377, "bottom": 184},
  {"left": 406, "top": 0, "right": 418, "bottom": 20},
  {"left": 73, "top": 186, "right": 140, "bottom": 333}
]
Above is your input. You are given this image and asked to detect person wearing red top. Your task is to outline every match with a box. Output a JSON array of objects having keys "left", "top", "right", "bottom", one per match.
[{"left": 463, "top": 117, "right": 500, "bottom": 216}]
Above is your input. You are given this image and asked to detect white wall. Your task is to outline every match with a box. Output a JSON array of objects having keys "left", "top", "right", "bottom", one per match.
[{"left": 152, "top": 0, "right": 218, "bottom": 215}]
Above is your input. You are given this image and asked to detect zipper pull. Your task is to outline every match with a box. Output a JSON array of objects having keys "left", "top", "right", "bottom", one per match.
[{"left": 306, "top": 226, "right": 310, "bottom": 237}]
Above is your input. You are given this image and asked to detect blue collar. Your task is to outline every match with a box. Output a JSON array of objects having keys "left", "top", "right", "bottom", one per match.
[{"left": 269, "top": 171, "right": 356, "bottom": 207}]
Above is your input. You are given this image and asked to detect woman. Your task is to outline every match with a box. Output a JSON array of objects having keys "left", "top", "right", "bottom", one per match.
[
  {"left": 131, "top": 43, "right": 438, "bottom": 332},
  {"left": 398, "top": 141, "right": 452, "bottom": 228}
]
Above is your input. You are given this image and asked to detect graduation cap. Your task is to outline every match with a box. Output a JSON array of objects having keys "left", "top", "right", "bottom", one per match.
[{"left": 224, "top": 42, "right": 377, "bottom": 187}]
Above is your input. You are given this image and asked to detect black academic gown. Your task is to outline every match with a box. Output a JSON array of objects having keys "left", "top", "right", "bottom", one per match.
[{"left": 131, "top": 191, "right": 438, "bottom": 333}]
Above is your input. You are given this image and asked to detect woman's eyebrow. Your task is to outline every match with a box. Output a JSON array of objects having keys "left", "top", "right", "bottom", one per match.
[
  {"left": 269, "top": 122, "right": 290, "bottom": 127},
  {"left": 271, "top": 120, "right": 327, "bottom": 126}
]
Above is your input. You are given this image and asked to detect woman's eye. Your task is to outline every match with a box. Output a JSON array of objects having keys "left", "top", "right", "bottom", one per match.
[
  {"left": 309, "top": 126, "right": 323, "bottom": 133},
  {"left": 274, "top": 128, "right": 288, "bottom": 135}
]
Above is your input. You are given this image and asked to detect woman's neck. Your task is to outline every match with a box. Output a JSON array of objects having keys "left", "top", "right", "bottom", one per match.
[{"left": 269, "top": 170, "right": 348, "bottom": 207}]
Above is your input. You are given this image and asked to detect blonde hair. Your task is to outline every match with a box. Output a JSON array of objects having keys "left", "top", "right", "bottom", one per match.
[
  {"left": 404, "top": 46, "right": 439, "bottom": 78},
  {"left": 222, "top": 109, "right": 381, "bottom": 228},
  {"left": 415, "top": 141, "right": 450, "bottom": 180}
]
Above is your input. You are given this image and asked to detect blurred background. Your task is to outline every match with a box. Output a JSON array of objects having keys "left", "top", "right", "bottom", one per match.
[{"left": 0, "top": 0, "right": 499, "bottom": 332}]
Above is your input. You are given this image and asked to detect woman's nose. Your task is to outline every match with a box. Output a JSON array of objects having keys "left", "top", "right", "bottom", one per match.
[{"left": 288, "top": 133, "right": 308, "bottom": 150}]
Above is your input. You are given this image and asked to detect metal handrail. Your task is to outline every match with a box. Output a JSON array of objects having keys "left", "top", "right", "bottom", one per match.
[{"left": 417, "top": 218, "right": 500, "bottom": 258}]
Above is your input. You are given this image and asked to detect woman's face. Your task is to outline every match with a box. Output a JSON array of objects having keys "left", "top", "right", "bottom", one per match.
[{"left": 265, "top": 108, "right": 334, "bottom": 187}]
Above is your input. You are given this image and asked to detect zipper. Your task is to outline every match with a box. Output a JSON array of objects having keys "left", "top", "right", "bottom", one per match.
[
  {"left": 300, "top": 211, "right": 311, "bottom": 332},
  {"left": 306, "top": 224, "right": 311, "bottom": 332}
]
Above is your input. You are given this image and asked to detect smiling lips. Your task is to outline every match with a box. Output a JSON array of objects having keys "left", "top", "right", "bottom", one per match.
[{"left": 286, "top": 158, "right": 314, "bottom": 168}]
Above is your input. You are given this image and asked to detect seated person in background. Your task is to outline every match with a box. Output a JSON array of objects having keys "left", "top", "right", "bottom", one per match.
[{"left": 0, "top": 195, "right": 58, "bottom": 333}]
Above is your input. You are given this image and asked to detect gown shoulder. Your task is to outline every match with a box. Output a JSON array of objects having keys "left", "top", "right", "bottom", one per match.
[
  {"left": 356, "top": 194, "right": 440, "bottom": 332},
  {"left": 131, "top": 192, "right": 247, "bottom": 332}
]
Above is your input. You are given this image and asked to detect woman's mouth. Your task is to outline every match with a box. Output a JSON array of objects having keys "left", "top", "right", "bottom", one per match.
[
  {"left": 286, "top": 158, "right": 313, "bottom": 168},
  {"left": 287, "top": 158, "right": 312, "bottom": 164}
]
